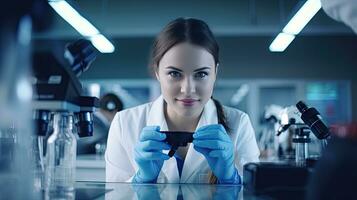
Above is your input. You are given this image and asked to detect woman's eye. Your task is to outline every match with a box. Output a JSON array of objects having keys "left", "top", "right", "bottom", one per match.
[
  {"left": 168, "top": 71, "right": 181, "bottom": 78},
  {"left": 195, "top": 72, "right": 208, "bottom": 79}
]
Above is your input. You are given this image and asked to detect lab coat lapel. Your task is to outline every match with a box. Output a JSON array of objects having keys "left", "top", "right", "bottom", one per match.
[
  {"left": 146, "top": 95, "right": 180, "bottom": 183},
  {"left": 147, "top": 95, "right": 166, "bottom": 127},
  {"left": 180, "top": 99, "right": 218, "bottom": 183}
]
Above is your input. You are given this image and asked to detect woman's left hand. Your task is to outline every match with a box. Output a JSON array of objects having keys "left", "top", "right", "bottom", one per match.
[{"left": 193, "top": 124, "right": 237, "bottom": 182}]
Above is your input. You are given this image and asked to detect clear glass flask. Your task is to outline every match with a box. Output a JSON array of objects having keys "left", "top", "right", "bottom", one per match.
[{"left": 45, "top": 113, "right": 77, "bottom": 196}]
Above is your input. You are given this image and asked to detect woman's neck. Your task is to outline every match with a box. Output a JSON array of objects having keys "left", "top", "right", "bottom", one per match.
[{"left": 164, "top": 102, "right": 201, "bottom": 132}]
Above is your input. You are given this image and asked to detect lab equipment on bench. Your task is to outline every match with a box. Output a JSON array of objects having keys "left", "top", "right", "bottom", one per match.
[
  {"left": 45, "top": 113, "right": 76, "bottom": 194},
  {"left": 32, "top": 39, "right": 99, "bottom": 138},
  {"left": 244, "top": 101, "right": 330, "bottom": 194},
  {"left": 296, "top": 101, "right": 330, "bottom": 140},
  {"left": 276, "top": 101, "right": 330, "bottom": 166},
  {"left": 31, "top": 39, "right": 99, "bottom": 197},
  {"left": 296, "top": 101, "right": 330, "bottom": 150},
  {"left": 0, "top": 0, "right": 52, "bottom": 199},
  {"left": 258, "top": 104, "right": 283, "bottom": 160},
  {"left": 243, "top": 162, "right": 311, "bottom": 195},
  {"left": 277, "top": 118, "right": 312, "bottom": 167}
]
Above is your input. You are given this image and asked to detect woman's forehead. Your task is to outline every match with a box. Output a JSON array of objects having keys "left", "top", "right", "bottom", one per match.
[{"left": 159, "top": 42, "right": 215, "bottom": 70}]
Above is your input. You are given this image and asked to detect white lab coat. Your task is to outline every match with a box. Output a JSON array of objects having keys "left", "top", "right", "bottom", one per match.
[
  {"left": 105, "top": 95, "right": 260, "bottom": 183},
  {"left": 321, "top": 0, "right": 357, "bottom": 33}
]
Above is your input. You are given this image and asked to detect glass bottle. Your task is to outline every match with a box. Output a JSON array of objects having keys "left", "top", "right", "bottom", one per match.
[{"left": 45, "top": 113, "right": 77, "bottom": 196}]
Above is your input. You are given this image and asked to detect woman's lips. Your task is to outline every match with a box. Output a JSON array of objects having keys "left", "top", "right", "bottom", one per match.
[{"left": 177, "top": 98, "right": 199, "bottom": 106}]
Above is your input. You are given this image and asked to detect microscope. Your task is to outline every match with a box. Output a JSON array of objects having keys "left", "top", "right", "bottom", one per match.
[
  {"left": 31, "top": 39, "right": 99, "bottom": 192},
  {"left": 275, "top": 101, "right": 330, "bottom": 166},
  {"left": 32, "top": 39, "right": 99, "bottom": 138},
  {"left": 244, "top": 101, "right": 331, "bottom": 194},
  {"left": 0, "top": 1, "right": 99, "bottom": 197}
]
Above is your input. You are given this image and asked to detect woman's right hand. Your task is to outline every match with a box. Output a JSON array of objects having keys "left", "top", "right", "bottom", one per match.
[{"left": 133, "top": 126, "right": 171, "bottom": 183}]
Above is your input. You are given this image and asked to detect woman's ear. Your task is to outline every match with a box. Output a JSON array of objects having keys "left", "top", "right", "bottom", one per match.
[
  {"left": 154, "top": 68, "right": 160, "bottom": 81},
  {"left": 214, "top": 63, "right": 219, "bottom": 82}
]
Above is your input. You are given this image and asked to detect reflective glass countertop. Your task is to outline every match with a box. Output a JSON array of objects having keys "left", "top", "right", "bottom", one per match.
[{"left": 69, "top": 181, "right": 305, "bottom": 200}]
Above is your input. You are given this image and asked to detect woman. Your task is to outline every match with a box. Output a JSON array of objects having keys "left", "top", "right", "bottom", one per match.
[{"left": 105, "top": 17, "right": 260, "bottom": 184}]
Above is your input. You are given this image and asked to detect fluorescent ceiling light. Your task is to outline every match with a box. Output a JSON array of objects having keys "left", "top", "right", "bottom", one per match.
[
  {"left": 269, "top": 0, "right": 321, "bottom": 52},
  {"left": 49, "top": 0, "right": 115, "bottom": 53},
  {"left": 90, "top": 34, "right": 115, "bottom": 53},
  {"left": 269, "top": 33, "right": 295, "bottom": 52},
  {"left": 283, "top": 0, "right": 321, "bottom": 35},
  {"left": 48, "top": 0, "right": 99, "bottom": 36}
]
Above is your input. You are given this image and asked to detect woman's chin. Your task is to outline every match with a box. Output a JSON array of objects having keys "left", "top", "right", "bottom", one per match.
[{"left": 176, "top": 107, "right": 202, "bottom": 118}]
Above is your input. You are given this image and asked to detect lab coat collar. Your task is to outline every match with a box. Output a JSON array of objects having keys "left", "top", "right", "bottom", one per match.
[
  {"left": 147, "top": 95, "right": 218, "bottom": 183},
  {"left": 147, "top": 95, "right": 169, "bottom": 130}
]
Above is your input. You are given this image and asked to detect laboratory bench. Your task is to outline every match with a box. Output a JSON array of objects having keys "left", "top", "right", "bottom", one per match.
[
  {"left": 76, "top": 154, "right": 105, "bottom": 182},
  {"left": 62, "top": 181, "right": 306, "bottom": 200},
  {"left": 73, "top": 152, "right": 355, "bottom": 200},
  {"left": 74, "top": 155, "right": 306, "bottom": 199}
]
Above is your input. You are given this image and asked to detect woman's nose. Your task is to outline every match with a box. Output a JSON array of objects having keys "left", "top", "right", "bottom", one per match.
[{"left": 180, "top": 77, "right": 196, "bottom": 94}]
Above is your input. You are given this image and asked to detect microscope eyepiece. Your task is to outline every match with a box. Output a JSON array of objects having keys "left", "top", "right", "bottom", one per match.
[
  {"left": 296, "top": 101, "right": 330, "bottom": 140},
  {"left": 64, "top": 39, "right": 97, "bottom": 77},
  {"left": 75, "top": 111, "right": 94, "bottom": 137},
  {"left": 296, "top": 101, "right": 308, "bottom": 113},
  {"left": 33, "top": 110, "right": 51, "bottom": 136}
]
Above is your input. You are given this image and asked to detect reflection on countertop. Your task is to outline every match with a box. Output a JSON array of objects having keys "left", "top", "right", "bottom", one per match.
[
  {"left": 74, "top": 181, "right": 305, "bottom": 200},
  {"left": 76, "top": 154, "right": 105, "bottom": 182},
  {"left": 76, "top": 181, "right": 242, "bottom": 200},
  {"left": 74, "top": 156, "right": 306, "bottom": 200},
  {"left": 77, "top": 154, "right": 105, "bottom": 167}
]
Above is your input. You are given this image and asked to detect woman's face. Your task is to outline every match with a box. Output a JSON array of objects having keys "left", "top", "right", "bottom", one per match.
[{"left": 156, "top": 42, "right": 217, "bottom": 118}]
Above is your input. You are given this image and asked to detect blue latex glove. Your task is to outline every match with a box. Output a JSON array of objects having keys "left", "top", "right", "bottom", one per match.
[
  {"left": 133, "top": 126, "right": 171, "bottom": 183},
  {"left": 193, "top": 124, "right": 238, "bottom": 183}
]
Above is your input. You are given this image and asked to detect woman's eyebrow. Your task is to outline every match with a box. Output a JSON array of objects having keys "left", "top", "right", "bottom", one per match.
[
  {"left": 165, "top": 66, "right": 211, "bottom": 72},
  {"left": 166, "top": 66, "right": 183, "bottom": 72},
  {"left": 194, "top": 67, "right": 211, "bottom": 72}
]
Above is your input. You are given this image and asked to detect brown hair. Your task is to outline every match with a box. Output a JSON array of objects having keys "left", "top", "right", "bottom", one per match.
[{"left": 149, "top": 17, "right": 231, "bottom": 184}]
